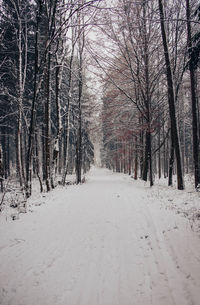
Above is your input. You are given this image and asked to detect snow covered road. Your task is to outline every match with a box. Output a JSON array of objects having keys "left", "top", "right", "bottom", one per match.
[{"left": 0, "top": 167, "right": 200, "bottom": 305}]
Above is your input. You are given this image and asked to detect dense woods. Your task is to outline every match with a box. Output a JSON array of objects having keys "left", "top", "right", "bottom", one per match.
[
  {"left": 95, "top": 0, "right": 200, "bottom": 190},
  {"left": 0, "top": 0, "right": 98, "bottom": 200},
  {"left": 0, "top": 0, "right": 200, "bottom": 205}
]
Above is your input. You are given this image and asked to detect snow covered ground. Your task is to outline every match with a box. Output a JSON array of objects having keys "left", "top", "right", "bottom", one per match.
[{"left": 0, "top": 167, "right": 200, "bottom": 305}]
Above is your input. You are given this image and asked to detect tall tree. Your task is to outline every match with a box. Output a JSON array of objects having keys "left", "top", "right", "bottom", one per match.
[
  {"left": 186, "top": 0, "right": 200, "bottom": 188},
  {"left": 25, "top": 0, "right": 43, "bottom": 197},
  {"left": 158, "top": 0, "right": 184, "bottom": 190}
]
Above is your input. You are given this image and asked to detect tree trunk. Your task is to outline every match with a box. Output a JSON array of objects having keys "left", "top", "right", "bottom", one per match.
[
  {"left": 35, "top": 131, "right": 43, "bottom": 193},
  {"left": 128, "top": 143, "right": 131, "bottom": 175},
  {"left": 158, "top": 126, "right": 161, "bottom": 179},
  {"left": 1, "top": 128, "right": 9, "bottom": 179},
  {"left": 45, "top": 50, "right": 51, "bottom": 192},
  {"left": 76, "top": 80, "right": 83, "bottom": 184},
  {"left": 168, "top": 132, "right": 174, "bottom": 186},
  {"left": 142, "top": 130, "right": 153, "bottom": 186},
  {"left": 76, "top": 7, "right": 84, "bottom": 184},
  {"left": 0, "top": 144, "right": 3, "bottom": 192},
  {"left": 16, "top": 1, "right": 24, "bottom": 188},
  {"left": 158, "top": 0, "right": 184, "bottom": 190},
  {"left": 53, "top": 64, "right": 62, "bottom": 178},
  {"left": 26, "top": 1, "right": 42, "bottom": 197},
  {"left": 186, "top": 0, "right": 200, "bottom": 188},
  {"left": 134, "top": 136, "right": 138, "bottom": 180},
  {"left": 140, "top": 118, "right": 144, "bottom": 178},
  {"left": 142, "top": 0, "right": 153, "bottom": 187},
  {"left": 62, "top": 31, "right": 75, "bottom": 185},
  {"left": 142, "top": 131, "right": 149, "bottom": 181}
]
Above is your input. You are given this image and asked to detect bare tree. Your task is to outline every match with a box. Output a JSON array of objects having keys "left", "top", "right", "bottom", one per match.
[
  {"left": 158, "top": 0, "right": 184, "bottom": 190},
  {"left": 186, "top": 0, "right": 200, "bottom": 188}
]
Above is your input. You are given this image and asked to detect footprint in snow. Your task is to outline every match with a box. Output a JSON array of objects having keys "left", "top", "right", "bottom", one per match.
[{"left": 140, "top": 235, "right": 149, "bottom": 239}]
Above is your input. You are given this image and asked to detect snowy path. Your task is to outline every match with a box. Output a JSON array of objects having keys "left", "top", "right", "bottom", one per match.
[{"left": 0, "top": 167, "right": 200, "bottom": 305}]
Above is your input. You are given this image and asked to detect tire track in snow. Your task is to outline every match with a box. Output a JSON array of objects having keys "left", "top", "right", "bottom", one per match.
[
  {"left": 123, "top": 190, "right": 174, "bottom": 305},
  {"left": 142, "top": 201, "right": 197, "bottom": 305},
  {"left": 0, "top": 168, "right": 200, "bottom": 305}
]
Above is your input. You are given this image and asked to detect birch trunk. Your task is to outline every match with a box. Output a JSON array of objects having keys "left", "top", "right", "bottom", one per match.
[{"left": 26, "top": 0, "right": 42, "bottom": 197}]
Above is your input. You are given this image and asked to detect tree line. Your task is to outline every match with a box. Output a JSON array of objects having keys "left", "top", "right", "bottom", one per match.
[
  {"left": 95, "top": 0, "right": 200, "bottom": 190},
  {"left": 0, "top": 0, "right": 200, "bottom": 202},
  {"left": 0, "top": 0, "right": 101, "bottom": 198}
]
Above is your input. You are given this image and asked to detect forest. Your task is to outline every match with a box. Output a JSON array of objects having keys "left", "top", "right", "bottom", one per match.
[
  {"left": 0, "top": 1, "right": 200, "bottom": 304},
  {"left": 0, "top": 0, "right": 200, "bottom": 205}
]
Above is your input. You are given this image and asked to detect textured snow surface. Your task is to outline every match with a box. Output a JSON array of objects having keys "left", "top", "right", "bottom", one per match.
[{"left": 0, "top": 167, "right": 200, "bottom": 305}]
